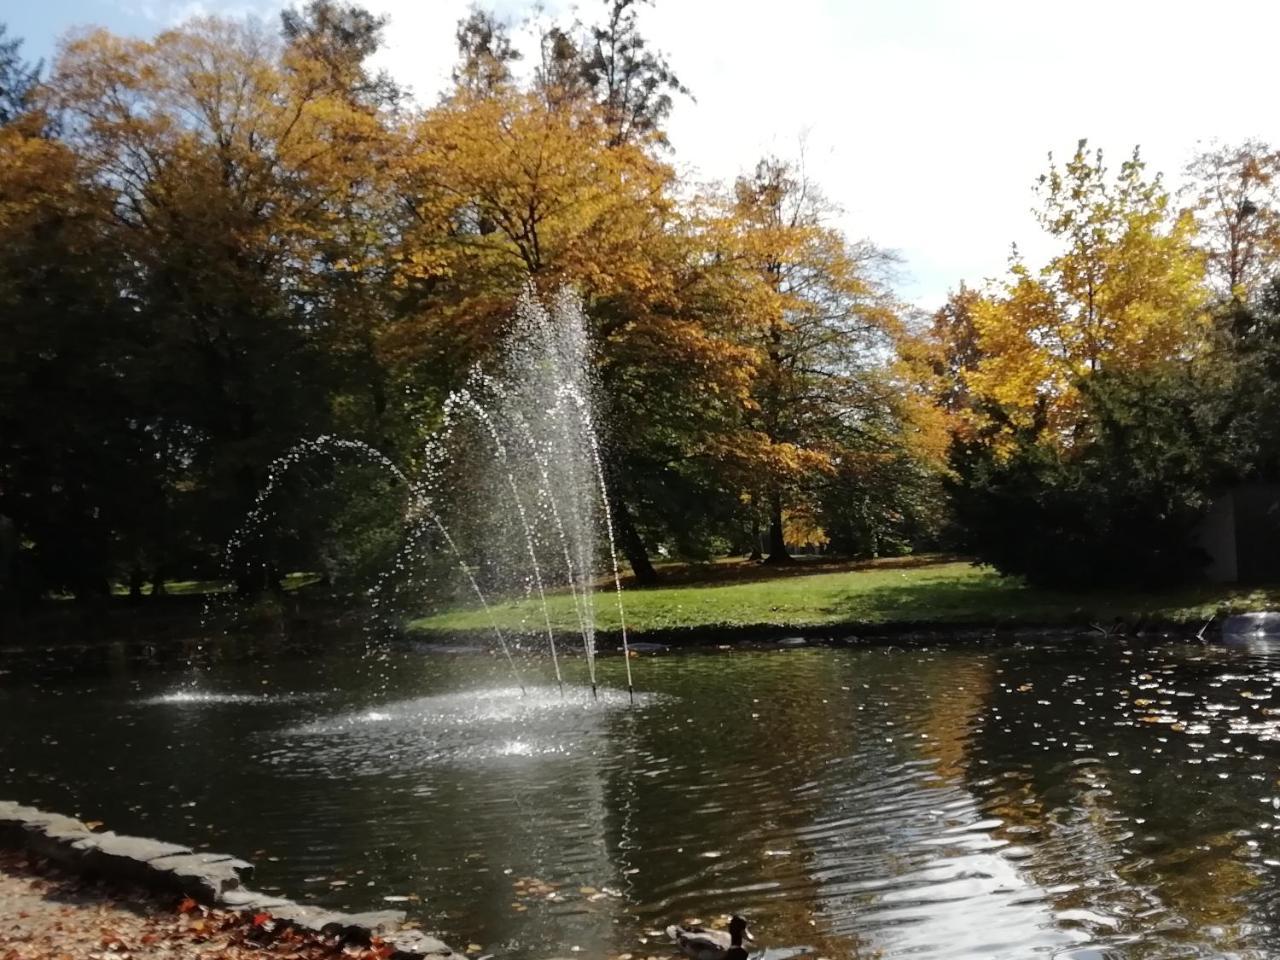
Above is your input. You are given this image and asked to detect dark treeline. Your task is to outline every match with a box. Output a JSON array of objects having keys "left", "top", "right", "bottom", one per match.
[{"left": 3, "top": 2, "right": 1280, "bottom": 612}]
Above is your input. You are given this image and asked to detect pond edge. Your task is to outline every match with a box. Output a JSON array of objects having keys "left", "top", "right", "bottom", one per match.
[
  {"left": 407, "top": 616, "right": 1221, "bottom": 649},
  {"left": 0, "top": 800, "right": 456, "bottom": 959}
]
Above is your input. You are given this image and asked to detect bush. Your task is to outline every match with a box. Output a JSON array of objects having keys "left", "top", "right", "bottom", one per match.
[{"left": 949, "top": 367, "right": 1242, "bottom": 588}]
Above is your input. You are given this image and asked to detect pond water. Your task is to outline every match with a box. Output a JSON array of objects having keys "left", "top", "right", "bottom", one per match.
[{"left": 4, "top": 632, "right": 1280, "bottom": 958}]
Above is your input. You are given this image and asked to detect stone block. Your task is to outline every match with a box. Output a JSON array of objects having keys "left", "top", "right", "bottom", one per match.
[
  {"left": 149, "top": 852, "right": 250, "bottom": 900},
  {"left": 71, "top": 832, "right": 192, "bottom": 886},
  {"left": 263, "top": 901, "right": 348, "bottom": 931},
  {"left": 218, "top": 886, "right": 295, "bottom": 911},
  {"left": 338, "top": 910, "right": 407, "bottom": 935},
  {"left": 386, "top": 929, "right": 456, "bottom": 959}
]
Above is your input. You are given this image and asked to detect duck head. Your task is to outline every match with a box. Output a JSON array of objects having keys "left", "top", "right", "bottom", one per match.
[{"left": 729, "top": 915, "right": 754, "bottom": 945}]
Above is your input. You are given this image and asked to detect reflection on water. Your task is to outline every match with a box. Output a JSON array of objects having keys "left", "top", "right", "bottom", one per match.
[
  {"left": 143, "top": 690, "right": 314, "bottom": 705},
  {"left": 5, "top": 636, "right": 1280, "bottom": 958},
  {"left": 280, "top": 685, "right": 659, "bottom": 771}
]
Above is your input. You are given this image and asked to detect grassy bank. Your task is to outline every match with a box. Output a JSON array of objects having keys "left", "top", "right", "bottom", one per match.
[{"left": 408, "top": 556, "right": 1280, "bottom": 637}]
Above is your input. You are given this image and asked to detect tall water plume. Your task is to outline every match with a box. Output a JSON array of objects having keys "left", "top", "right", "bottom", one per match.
[{"left": 215, "top": 286, "right": 631, "bottom": 699}]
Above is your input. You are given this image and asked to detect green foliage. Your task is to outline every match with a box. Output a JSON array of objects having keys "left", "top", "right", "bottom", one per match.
[
  {"left": 1222, "top": 278, "right": 1280, "bottom": 479},
  {"left": 0, "top": 24, "right": 38, "bottom": 124},
  {"left": 949, "top": 366, "right": 1243, "bottom": 588}
]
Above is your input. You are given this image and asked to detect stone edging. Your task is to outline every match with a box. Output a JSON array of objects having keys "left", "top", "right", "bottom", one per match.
[{"left": 0, "top": 801, "right": 454, "bottom": 959}]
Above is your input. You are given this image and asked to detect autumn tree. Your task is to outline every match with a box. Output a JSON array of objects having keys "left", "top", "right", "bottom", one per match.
[
  {"left": 947, "top": 142, "right": 1237, "bottom": 586},
  {"left": 965, "top": 141, "right": 1209, "bottom": 447},
  {"left": 43, "top": 10, "right": 405, "bottom": 592},
  {"left": 0, "top": 26, "right": 152, "bottom": 603},
  {"left": 388, "top": 8, "right": 757, "bottom": 583},
  {"left": 453, "top": 9, "right": 521, "bottom": 96},
  {"left": 925, "top": 285, "right": 988, "bottom": 418},
  {"left": 1185, "top": 140, "right": 1280, "bottom": 309},
  {"left": 0, "top": 1, "right": 952, "bottom": 602},
  {"left": 726, "top": 157, "right": 902, "bottom": 563}
]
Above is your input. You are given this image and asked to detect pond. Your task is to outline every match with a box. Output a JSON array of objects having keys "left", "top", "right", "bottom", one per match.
[{"left": 4, "top": 631, "right": 1280, "bottom": 959}]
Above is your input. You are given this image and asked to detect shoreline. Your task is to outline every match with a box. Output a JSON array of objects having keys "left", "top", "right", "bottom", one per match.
[
  {"left": 9, "top": 557, "right": 1280, "bottom": 650},
  {"left": 0, "top": 802, "right": 456, "bottom": 960},
  {"left": 406, "top": 616, "right": 1221, "bottom": 650}
]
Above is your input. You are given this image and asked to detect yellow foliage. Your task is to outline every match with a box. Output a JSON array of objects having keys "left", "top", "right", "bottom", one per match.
[
  {"left": 48, "top": 18, "right": 404, "bottom": 282},
  {"left": 964, "top": 142, "right": 1211, "bottom": 449}
]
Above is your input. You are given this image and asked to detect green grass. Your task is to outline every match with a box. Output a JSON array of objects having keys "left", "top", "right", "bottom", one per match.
[{"left": 408, "top": 556, "right": 1280, "bottom": 636}]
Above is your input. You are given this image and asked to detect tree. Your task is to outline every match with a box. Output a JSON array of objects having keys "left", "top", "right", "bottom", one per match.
[
  {"left": 1185, "top": 141, "right": 1280, "bottom": 308},
  {"left": 727, "top": 157, "right": 901, "bottom": 563},
  {"left": 576, "top": 0, "right": 688, "bottom": 146},
  {"left": 453, "top": 9, "right": 521, "bottom": 96},
  {"left": 944, "top": 143, "right": 1242, "bottom": 588},
  {"left": 45, "top": 14, "right": 403, "bottom": 592},
  {"left": 926, "top": 285, "right": 987, "bottom": 417},
  {"left": 965, "top": 141, "right": 1210, "bottom": 448},
  {"left": 1221, "top": 278, "right": 1280, "bottom": 480},
  {"left": 281, "top": 0, "right": 400, "bottom": 106},
  {"left": 949, "top": 364, "right": 1242, "bottom": 587},
  {"left": 391, "top": 24, "right": 759, "bottom": 583},
  {"left": 0, "top": 24, "right": 39, "bottom": 125},
  {"left": 0, "top": 71, "right": 149, "bottom": 602}
]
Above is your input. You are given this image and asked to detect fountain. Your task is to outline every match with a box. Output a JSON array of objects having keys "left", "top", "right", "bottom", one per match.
[{"left": 214, "top": 287, "right": 633, "bottom": 699}]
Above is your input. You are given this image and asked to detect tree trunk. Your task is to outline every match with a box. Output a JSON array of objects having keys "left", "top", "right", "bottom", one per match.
[
  {"left": 747, "top": 496, "right": 763, "bottom": 561},
  {"left": 0, "top": 514, "right": 15, "bottom": 613},
  {"left": 763, "top": 486, "right": 792, "bottom": 565},
  {"left": 613, "top": 497, "right": 659, "bottom": 585},
  {"left": 128, "top": 563, "right": 145, "bottom": 603}
]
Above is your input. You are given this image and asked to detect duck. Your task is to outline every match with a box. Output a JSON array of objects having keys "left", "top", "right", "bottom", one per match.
[{"left": 666, "top": 914, "right": 754, "bottom": 960}]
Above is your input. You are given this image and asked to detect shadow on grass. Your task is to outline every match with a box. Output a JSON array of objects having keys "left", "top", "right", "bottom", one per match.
[
  {"left": 818, "top": 574, "right": 1280, "bottom": 627},
  {"left": 619, "top": 553, "right": 966, "bottom": 591},
  {"left": 811, "top": 573, "right": 1044, "bottom": 625}
]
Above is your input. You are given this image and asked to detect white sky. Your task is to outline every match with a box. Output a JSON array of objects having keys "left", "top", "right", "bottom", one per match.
[{"left": 16, "top": 0, "right": 1280, "bottom": 307}]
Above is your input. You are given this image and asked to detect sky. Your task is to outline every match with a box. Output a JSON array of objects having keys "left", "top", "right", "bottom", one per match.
[{"left": 10, "top": 0, "right": 1280, "bottom": 308}]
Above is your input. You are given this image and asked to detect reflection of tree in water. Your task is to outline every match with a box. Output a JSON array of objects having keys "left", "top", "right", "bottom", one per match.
[
  {"left": 966, "top": 639, "right": 1280, "bottom": 956},
  {"left": 607, "top": 650, "right": 874, "bottom": 957},
  {"left": 820, "top": 649, "right": 1084, "bottom": 959},
  {"left": 615, "top": 647, "right": 1087, "bottom": 958}
]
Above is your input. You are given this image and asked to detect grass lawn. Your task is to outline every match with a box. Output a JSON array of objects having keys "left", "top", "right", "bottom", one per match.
[{"left": 408, "top": 555, "right": 1280, "bottom": 636}]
